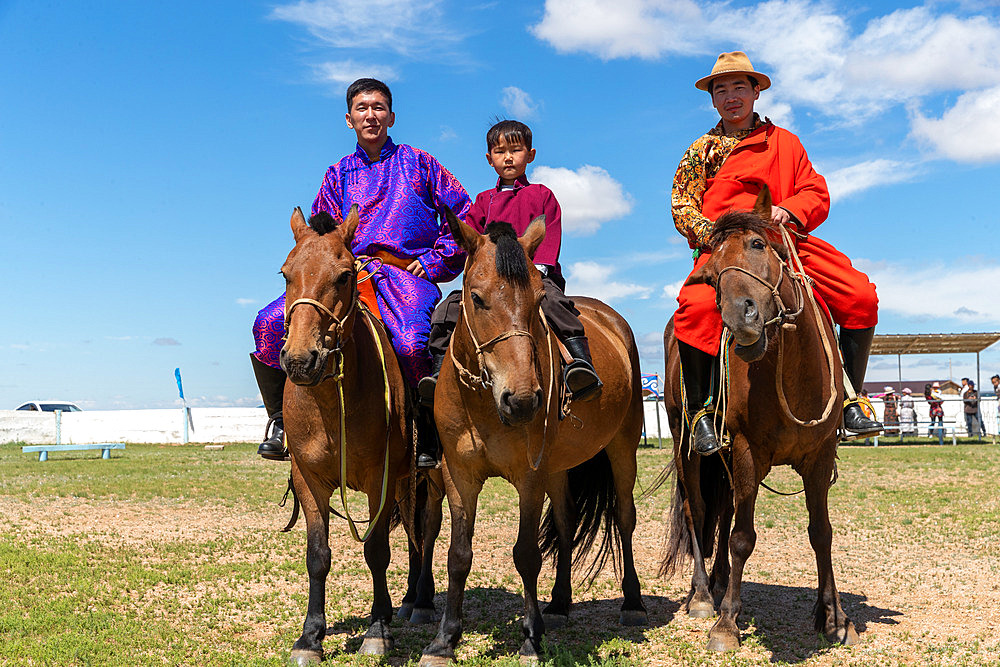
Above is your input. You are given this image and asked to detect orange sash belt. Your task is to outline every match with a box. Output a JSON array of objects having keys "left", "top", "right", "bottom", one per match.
[{"left": 355, "top": 250, "right": 411, "bottom": 322}]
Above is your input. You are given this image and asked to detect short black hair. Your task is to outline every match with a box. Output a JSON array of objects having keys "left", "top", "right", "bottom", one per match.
[
  {"left": 487, "top": 119, "right": 532, "bottom": 150},
  {"left": 991, "top": 374, "right": 999, "bottom": 381},
  {"left": 346, "top": 78, "right": 392, "bottom": 112},
  {"left": 708, "top": 74, "right": 759, "bottom": 95}
]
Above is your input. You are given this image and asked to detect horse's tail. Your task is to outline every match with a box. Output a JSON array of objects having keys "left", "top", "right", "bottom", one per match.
[
  {"left": 539, "top": 448, "right": 621, "bottom": 587},
  {"left": 659, "top": 454, "right": 728, "bottom": 577}
]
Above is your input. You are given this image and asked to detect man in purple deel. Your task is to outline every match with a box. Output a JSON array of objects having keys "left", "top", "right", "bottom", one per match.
[{"left": 250, "top": 78, "right": 471, "bottom": 464}]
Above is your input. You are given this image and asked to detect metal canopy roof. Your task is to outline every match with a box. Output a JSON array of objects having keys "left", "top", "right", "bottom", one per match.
[{"left": 870, "top": 332, "right": 1000, "bottom": 356}]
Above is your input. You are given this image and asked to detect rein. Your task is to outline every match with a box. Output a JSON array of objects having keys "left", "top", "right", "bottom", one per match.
[
  {"left": 716, "top": 224, "right": 839, "bottom": 428},
  {"left": 448, "top": 288, "right": 562, "bottom": 471},
  {"left": 283, "top": 257, "right": 394, "bottom": 543}
]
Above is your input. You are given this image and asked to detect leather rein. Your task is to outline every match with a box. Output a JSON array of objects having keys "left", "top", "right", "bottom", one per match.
[{"left": 282, "top": 257, "right": 393, "bottom": 543}]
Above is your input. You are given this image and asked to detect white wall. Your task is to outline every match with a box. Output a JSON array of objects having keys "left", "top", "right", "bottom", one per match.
[{"left": 0, "top": 408, "right": 266, "bottom": 444}]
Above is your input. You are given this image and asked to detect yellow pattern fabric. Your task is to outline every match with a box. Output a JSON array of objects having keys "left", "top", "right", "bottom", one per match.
[{"left": 671, "top": 115, "right": 764, "bottom": 250}]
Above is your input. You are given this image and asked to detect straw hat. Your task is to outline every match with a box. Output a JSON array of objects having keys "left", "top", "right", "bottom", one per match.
[
  {"left": 883, "top": 385, "right": 894, "bottom": 392},
  {"left": 902, "top": 387, "right": 912, "bottom": 394},
  {"left": 931, "top": 381, "right": 940, "bottom": 388},
  {"left": 696, "top": 51, "right": 772, "bottom": 91}
]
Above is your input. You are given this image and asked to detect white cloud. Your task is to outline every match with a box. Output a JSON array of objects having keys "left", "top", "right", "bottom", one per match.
[
  {"left": 271, "top": 0, "right": 459, "bottom": 57},
  {"left": 661, "top": 279, "right": 685, "bottom": 301},
  {"left": 235, "top": 298, "right": 257, "bottom": 306},
  {"left": 855, "top": 259, "right": 1000, "bottom": 323},
  {"left": 823, "top": 159, "right": 919, "bottom": 201},
  {"left": 500, "top": 86, "right": 538, "bottom": 119},
  {"left": 439, "top": 125, "right": 457, "bottom": 141},
  {"left": 637, "top": 330, "right": 666, "bottom": 361},
  {"left": 529, "top": 164, "right": 633, "bottom": 235},
  {"left": 531, "top": 0, "right": 706, "bottom": 59},
  {"left": 564, "top": 261, "right": 652, "bottom": 303},
  {"left": 911, "top": 86, "right": 1000, "bottom": 162},
  {"left": 313, "top": 60, "right": 398, "bottom": 85}
]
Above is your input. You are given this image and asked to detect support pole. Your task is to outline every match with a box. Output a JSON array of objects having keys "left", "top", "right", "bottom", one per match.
[{"left": 55, "top": 409, "right": 62, "bottom": 445}]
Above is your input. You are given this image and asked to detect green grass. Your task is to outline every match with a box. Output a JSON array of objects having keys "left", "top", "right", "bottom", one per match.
[{"left": 1, "top": 441, "right": 998, "bottom": 665}]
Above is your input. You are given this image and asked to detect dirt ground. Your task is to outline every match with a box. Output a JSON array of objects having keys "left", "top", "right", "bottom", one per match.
[{"left": 6, "top": 447, "right": 1000, "bottom": 667}]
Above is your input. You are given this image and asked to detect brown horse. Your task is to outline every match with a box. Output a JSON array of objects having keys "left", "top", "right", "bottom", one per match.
[
  {"left": 280, "top": 206, "right": 442, "bottom": 665},
  {"left": 420, "top": 213, "right": 647, "bottom": 665},
  {"left": 661, "top": 188, "right": 859, "bottom": 651}
]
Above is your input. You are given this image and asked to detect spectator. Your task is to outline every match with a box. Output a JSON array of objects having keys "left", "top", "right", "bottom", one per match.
[
  {"left": 992, "top": 374, "right": 1000, "bottom": 435},
  {"left": 883, "top": 386, "right": 899, "bottom": 432},
  {"left": 926, "top": 382, "right": 944, "bottom": 441},
  {"left": 964, "top": 380, "right": 981, "bottom": 441},
  {"left": 899, "top": 388, "right": 917, "bottom": 435}
]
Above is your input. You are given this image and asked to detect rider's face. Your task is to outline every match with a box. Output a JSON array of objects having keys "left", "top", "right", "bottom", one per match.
[
  {"left": 346, "top": 91, "right": 395, "bottom": 148},
  {"left": 711, "top": 74, "right": 760, "bottom": 131}
]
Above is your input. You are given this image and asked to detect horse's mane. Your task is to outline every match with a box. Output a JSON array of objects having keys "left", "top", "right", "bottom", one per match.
[
  {"left": 485, "top": 221, "right": 530, "bottom": 286},
  {"left": 708, "top": 210, "right": 770, "bottom": 250},
  {"left": 308, "top": 211, "right": 338, "bottom": 236}
]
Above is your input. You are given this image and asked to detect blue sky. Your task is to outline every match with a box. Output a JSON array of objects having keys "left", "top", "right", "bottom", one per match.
[{"left": 2, "top": 0, "right": 1000, "bottom": 409}]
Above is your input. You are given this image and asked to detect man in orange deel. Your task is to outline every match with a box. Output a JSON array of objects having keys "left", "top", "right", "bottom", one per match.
[{"left": 671, "top": 51, "right": 884, "bottom": 455}]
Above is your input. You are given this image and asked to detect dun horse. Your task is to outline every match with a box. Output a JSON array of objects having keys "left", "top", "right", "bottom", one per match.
[
  {"left": 280, "top": 206, "right": 441, "bottom": 665},
  {"left": 661, "top": 188, "right": 859, "bottom": 651},
  {"left": 420, "top": 213, "right": 647, "bottom": 665}
]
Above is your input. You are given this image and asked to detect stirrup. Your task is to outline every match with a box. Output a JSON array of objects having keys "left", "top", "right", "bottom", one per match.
[
  {"left": 258, "top": 414, "right": 289, "bottom": 461},
  {"left": 688, "top": 407, "right": 721, "bottom": 456},
  {"left": 843, "top": 397, "right": 883, "bottom": 435}
]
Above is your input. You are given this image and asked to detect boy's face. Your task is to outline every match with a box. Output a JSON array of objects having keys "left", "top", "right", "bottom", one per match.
[
  {"left": 346, "top": 91, "right": 394, "bottom": 148},
  {"left": 711, "top": 74, "right": 759, "bottom": 128},
  {"left": 487, "top": 135, "right": 535, "bottom": 185}
]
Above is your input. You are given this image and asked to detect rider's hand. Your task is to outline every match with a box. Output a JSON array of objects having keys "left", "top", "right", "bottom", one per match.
[
  {"left": 406, "top": 259, "right": 427, "bottom": 279},
  {"left": 771, "top": 206, "right": 792, "bottom": 225}
]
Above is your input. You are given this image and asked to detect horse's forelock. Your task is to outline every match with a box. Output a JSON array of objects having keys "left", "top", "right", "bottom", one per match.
[
  {"left": 709, "top": 210, "right": 770, "bottom": 250},
  {"left": 485, "top": 221, "right": 530, "bottom": 286},
  {"left": 308, "top": 211, "right": 338, "bottom": 236}
]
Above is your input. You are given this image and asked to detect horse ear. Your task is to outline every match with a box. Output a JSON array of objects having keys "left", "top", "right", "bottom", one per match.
[
  {"left": 445, "top": 207, "right": 482, "bottom": 254},
  {"left": 683, "top": 256, "right": 716, "bottom": 287},
  {"left": 339, "top": 204, "right": 360, "bottom": 246},
  {"left": 519, "top": 215, "right": 546, "bottom": 261},
  {"left": 291, "top": 207, "right": 310, "bottom": 241},
  {"left": 753, "top": 185, "right": 773, "bottom": 220}
]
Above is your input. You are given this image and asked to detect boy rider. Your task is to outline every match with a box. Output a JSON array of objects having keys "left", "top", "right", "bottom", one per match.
[
  {"left": 671, "top": 52, "right": 883, "bottom": 455},
  {"left": 416, "top": 119, "right": 602, "bottom": 466},
  {"left": 251, "top": 78, "right": 471, "bottom": 464}
]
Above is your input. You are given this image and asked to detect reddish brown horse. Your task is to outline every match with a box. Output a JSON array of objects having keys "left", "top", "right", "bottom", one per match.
[
  {"left": 420, "top": 213, "right": 647, "bottom": 665},
  {"left": 280, "top": 206, "right": 441, "bottom": 665},
  {"left": 661, "top": 188, "right": 858, "bottom": 651}
]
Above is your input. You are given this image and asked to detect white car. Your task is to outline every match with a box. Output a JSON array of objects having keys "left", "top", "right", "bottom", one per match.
[{"left": 15, "top": 401, "right": 82, "bottom": 412}]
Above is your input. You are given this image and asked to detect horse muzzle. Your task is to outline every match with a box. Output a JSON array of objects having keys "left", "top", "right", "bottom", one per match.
[
  {"left": 280, "top": 346, "right": 331, "bottom": 386},
  {"left": 496, "top": 388, "right": 543, "bottom": 426},
  {"left": 722, "top": 297, "right": 769, "bottom": 362}
]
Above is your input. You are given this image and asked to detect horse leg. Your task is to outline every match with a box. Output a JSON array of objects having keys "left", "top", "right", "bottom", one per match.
[
  {"left": 709, "top": 482, "right": 734, "bottom": 608},
  {"left": 411, "top": 474, "right": 444, "bottom": 625},
  {"left": 289, "top": 463, "right": 333, "bottom": 666},
  {"left": 707, "top": 472, "right": 757, "bottom": 652},
  {"left": 604, "top": 434, "right": 647, "bottom": 625},
  {"left": 803, "top": 458, "right": 859, "bottom": 646},
  {"left": 513, "top": 479, "right": 547, "bottom": 661},
  {"left": 420, "top": 464, "right": 483, "bottom": 666},
  {"left": 680, "top": 453, "right": 715, "bottom": 618},
  {"left": 358, "top": 491, "right": 397, "bottom": 656},
  {"left": 541, "top": 471, "right": 573, "bottom": 628},
  {"left": 398, "top": 527, "right": 422, "bottom": 621}
]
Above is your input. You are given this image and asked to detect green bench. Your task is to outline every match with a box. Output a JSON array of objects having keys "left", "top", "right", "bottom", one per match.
[{"left": 22, "top": 443, "right": 126, "bottom": 462}]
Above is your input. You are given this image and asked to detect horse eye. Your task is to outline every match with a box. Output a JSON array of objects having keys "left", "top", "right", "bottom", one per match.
[
  {"left": 471, "top": 292, "right": 485, "bottom": 309},
  {"left": 751, "top": 238, "right": 766, "bottom": 250},
  {"left": 335, "top": 271, "right": 353, "bottom": 285}
]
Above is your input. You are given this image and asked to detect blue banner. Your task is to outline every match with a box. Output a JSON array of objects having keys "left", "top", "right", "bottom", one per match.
[
  {"left": 641, "top": 373, "right": 659, "bottom": 397},
  {"left": 174, "top": 368, "right": 185, "bottom": 400}
]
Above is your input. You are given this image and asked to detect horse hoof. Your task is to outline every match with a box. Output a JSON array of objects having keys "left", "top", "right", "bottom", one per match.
[
  {"left": 543, "top": 613, "right": 569, "bottom": 629},
  {"left": 687, "top": 601, "right": 716, "bottom": 619},
  {"left": 398, "top": 602, "right": 414, "bottom": 620},
  {"left": 706, "top": 632, "right": 740, "bottom": 652},
  {"left": 419, "top": 654, "right": 452, "bottom": 667},
  {"left": 620, "top": 609, "right": 648, "bottom": 626},
  {"left": 288, "top": 648, "right": 322, "bottom": 666},
  {"left": 359, "top": 636, "right": 393, "bottom": 656},
  {"left": 826, "top": 621, "right": 860, "bottom": 646},
  {"left": 409, "top": 607, "right": 437, "bottom": 625}
]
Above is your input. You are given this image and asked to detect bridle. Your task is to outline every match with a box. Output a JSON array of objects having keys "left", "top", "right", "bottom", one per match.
[{"left": 714, "top": 241, "right": 804, "bottom": 329}]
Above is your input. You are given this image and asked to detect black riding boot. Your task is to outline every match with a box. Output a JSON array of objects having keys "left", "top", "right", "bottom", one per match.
[
  {"left": 416, "top": 352, "right": 445, "bottom": 408},
  {"left": 678, "top": 340, "right": 721, "bottom": 456},
  {"left": 563, "top": 336, "right": 603, "bottom": 402},
  {"left": 250, "top": 354, "right": 288, "bottom": 460},
  {"left": 840, "top": 326, "right": 884, "bottom": 435},
  {"left": 413, "top": 390, "right": 441, "bottom": 469}
]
